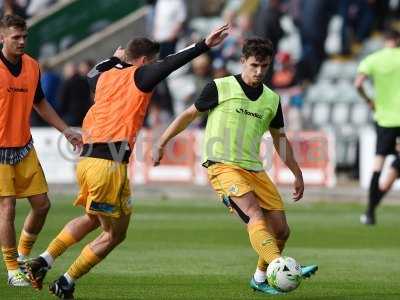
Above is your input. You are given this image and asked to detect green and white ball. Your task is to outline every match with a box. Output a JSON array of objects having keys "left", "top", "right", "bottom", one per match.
[{"left": 266, "top": 257, "right": 302, "bottom": 292}]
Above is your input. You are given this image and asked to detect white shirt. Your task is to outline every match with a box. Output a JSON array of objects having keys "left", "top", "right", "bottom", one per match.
[{"left": 153, "top": 0, "right": 187, "bottom": 42}]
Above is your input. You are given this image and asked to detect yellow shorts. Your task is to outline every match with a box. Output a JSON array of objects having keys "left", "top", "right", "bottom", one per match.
[
  {"left": 74, "top": 157, "right": 132, "bottom": 218},
  {"left": 0, "top": 148, "right": 48, "bottom": 198},
  {"left": 208, "top": 163, "right": 284, "bottom": 211}
]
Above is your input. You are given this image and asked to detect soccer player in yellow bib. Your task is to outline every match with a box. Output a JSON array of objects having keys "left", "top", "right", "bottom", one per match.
[{"left": 153, "top": 38, "right": 317, "bottom": 295}]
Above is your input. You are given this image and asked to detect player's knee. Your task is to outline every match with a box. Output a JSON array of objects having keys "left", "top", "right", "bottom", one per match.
[
  {"left": 0, "top": 200, "right": 16, "bottom": 220},
  {"left": 106, "top": 231, "right": 126, "bottom": 247},
  {"left": 33, "top": 199, "right": 51, "bottom": 215},
  {"left": 379, "top": 182, "right": 390, "bottom": 193},
  {"left": 87, "top": 215, "right": 100, "bottom": 228},
  {"left": 275, "top": 226, "right": 290, "bottom": 241}
]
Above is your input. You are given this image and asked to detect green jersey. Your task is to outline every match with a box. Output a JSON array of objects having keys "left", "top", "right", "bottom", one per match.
[
  {"left": 202, "top": 76, "right": 280, "bottom": 171},
  {"left": 358, "top": 47, "right": 400, "bottom": 127}
]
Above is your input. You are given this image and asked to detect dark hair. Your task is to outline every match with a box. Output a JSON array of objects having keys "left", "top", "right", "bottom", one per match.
[
  {"left": 384, "top": 28, "right": 400, "bottom": 43},
  {"left": 242, "top": 38, "right": 274, "bottom": 61},
  {"left": 0, "top": 14, "right": 27, "bottom": 31},
  {"left": 125, "top": 38, "right": 160, "bottom": 60}
]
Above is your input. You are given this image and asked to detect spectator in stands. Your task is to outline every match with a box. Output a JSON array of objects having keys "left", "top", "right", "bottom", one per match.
[
  {"left": 355, "top": 29, "right": 400, "bottom": 225},
  {"left": 58, "top": 62, "right": 92, "bottom": 127},
  {"left": 339, "top": 0, "right": 375, "bottom": 56},
  {"left": 78, "top": 59, "right": 95, "bottom": 77},
  {"left": 7, "top": 0, "right": 29, "bottom": 19},
  {"left": 26, "top": 0, "right": 57, "bottom": 18},
  {"left": 153, "top": 0, "right": 187, "bottom": 58},
  {"left": 40, "top": 60, "right": 61, "bottom": 110},
  {"left": 146, "top": 81, "right": 174, "bottom": 128},
  {"left": 31, "top": 60, "right": 62, "bottom": 127},
  {"left": 184, "top": 54, "right": 213, "bottom": 127},
  {"left": 296, "top": 0, "right": 337, "bottom": 82}
]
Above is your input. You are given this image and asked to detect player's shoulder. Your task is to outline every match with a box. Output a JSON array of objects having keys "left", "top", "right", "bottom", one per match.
[
  {"left": 22, "top": 53, "right": 37, "bottom": 62},
  {"left": 213, "top": 75, "right": 234, "bottom": 84},
  {"left": 262, "top": 83, "right": 279, "bottom": 99},
  {"left": 363, "top": 48, "right": 389, "bottom": 62},
  {"left": 22, "top": 54, "right": 39, "bottom": 67}
]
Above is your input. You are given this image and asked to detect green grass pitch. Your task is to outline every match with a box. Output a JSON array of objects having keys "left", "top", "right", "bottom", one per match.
[{"left": 1, "top": 196, "right": 400, "bottom": 299}]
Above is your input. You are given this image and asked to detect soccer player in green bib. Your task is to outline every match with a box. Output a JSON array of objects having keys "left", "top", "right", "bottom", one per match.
[
  {"left": 355, "top": 29, "right": 400, "bottom": 225},
  {"left": 153, "top": 38, "right": 317, "bottom": 294}
]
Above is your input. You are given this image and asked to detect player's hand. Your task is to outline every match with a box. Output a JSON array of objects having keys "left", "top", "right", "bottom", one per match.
[
  {"left": 152, "top": 145, "right": 164, "bottom": 166},
  {"left": 113, "top": 46, "right": 125, "bottom": 61},
  {"left": 64, "top": 127, "right": 83, "bottom": 152},
  {"left": 292, "top": 175, "right": 304, "bottom": 201},
  {"left": 205, "top": 23, "right": 230, "bottom": 48}
]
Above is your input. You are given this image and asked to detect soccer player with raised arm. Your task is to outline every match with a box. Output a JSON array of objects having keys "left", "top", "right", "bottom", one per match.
[
  {"left": 153, "top": 38, "right": 317, "bottom": 295},
  {"left": 25, "top": 24, "right": 229, "bottom": 299},
  {"left": 0, "top": 15, "right": 81, "bottom": 287}
]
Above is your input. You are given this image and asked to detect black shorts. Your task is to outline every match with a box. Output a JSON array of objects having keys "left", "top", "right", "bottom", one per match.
[
  {"left": 392, "top": 157, "right": 400, "bottom": 175},
  {"left": 375, "top": 124, "right": 400, "bottom": 155}
]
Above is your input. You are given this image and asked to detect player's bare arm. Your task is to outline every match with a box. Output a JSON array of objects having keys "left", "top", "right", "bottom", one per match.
[
  {"left": 153, "top": 104, "right": 201, "bottom": 166},
  {"left": 354, "top": 73, "right": 375, "bottom": 111},
  {"left": 270, "top": 128, "right": 304, "bottom": 201},
  {"left": 33, "top": 99, "right": 83, "bottom": 150}
]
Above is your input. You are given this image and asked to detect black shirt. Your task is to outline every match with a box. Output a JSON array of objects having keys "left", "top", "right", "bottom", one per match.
[
  {"left": 194, "top": 74, "right": 284, "bottom": 129},
  {"left": 87, "top": 40, "right": 210, "bottom": 93},
  {"left": 0, "top": 51, "right": 44, "bottom": 104}
]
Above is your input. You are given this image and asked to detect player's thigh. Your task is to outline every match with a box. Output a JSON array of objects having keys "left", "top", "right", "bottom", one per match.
[
  {"left": 0, "top": 163, "right": 16, "bottom": 197},
  {"left": 207, "top": 163, "right": 254, "bottom": 199},
  {"left": 253, "top": 171, "right": 284, "bottom": 211},
  {"left": 375, "top": 125, "right": 398, "bottom": 156},
  {"left": 75, "top": 158, "right": 132, "bottom": 218},
  {"left": 97, "top": 212, "right": 131, "bottom": 237},
  {"left": 14, "top": 149, "right": 48, "bottom": 198},
  {"left": 230, "top": 191, "right": 264, "bottom": 220},
  {"left": 27, "top": 193, "right": 50, "bottom": 212}
]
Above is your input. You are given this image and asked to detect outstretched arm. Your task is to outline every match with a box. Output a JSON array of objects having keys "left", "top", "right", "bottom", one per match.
[
  {"left": 354, "top": 73, "right": 374, "bottom": 111},
  {"left": 153, "top": 104, "right": 201, "bottom": 166},
  {"left": 136, "top": 24, "right": 230, "bottom": 92},
  {"left": 270, "top": 128, "right": 304, "bottom": 201}
]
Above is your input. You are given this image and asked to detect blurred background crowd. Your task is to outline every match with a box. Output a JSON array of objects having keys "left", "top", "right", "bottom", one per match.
[{"left": 1, "top": 0, "right": 400, "bottom": 179}]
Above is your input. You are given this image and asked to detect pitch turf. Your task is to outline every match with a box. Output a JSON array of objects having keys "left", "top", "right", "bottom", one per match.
[{"left": 2, "top": 196, "right": 400, "bottom": 300}]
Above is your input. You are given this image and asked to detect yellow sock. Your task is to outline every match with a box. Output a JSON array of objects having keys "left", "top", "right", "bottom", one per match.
[
  {"left": 18, "top": 230, "right": 37, "bottom": 257},
  {"left": 67, "top": 245, "right": 101, "bottom": 280},
  {"left": 257, "top": 256, "right": 268, "bottom": 271},
  {"left": 47, "top": 228, "right": 77, "bottom": 259},
  {"left": 1, "top": 247, "right": 19, "bottom": 271},
  {"left": 248, "top": 220, "right": 280, "bottom": 264},
  {"left": 257, "top": 238, "right": 286, "bottom": 271}
]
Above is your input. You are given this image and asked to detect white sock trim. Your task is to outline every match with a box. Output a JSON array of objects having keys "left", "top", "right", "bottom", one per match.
[
  {"left": 8, "top": 269, "right": 21, "bottom": 277},
  {"left": 40, "top": 251, "right": 54, "bottom": 267},
  {"left": 64, "top": 272, "right": 75, "bottom": 285},
  {"left": 254, "top": 268, "right": 267, "bottom": 283}
]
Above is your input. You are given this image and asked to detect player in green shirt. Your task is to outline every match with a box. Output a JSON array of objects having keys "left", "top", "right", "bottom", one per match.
[
  {"left": 355, "top": 28, "right": 400, "bottom": 225},
  {"left": 153, "top": 38, "right": 317, "bottom": 295}
]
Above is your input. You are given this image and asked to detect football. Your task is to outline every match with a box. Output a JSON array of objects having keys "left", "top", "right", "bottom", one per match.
[{"left": 266, "top": 256, "right": 302, "bottom": 292}]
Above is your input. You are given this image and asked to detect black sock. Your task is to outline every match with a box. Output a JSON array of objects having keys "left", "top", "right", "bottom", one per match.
[{"left": 367, "top": 171, "right": 387, "bottom": 216}]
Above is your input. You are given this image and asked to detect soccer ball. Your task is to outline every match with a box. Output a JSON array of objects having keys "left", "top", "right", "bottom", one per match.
[{"left": 266, "top": 256, "right": 302, "bottom": 292}]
